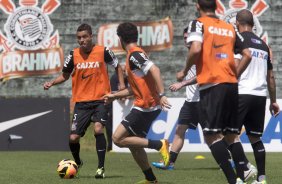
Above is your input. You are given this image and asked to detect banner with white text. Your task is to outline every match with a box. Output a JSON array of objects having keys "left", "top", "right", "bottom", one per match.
[
  {"left": 113, "top": 98, "right": 282, "bottom": 152},
  {"left": 97, "top": 17, "right": 174, "bottom": 55}
]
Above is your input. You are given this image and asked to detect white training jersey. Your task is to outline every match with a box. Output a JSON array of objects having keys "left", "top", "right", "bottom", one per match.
[
  {"left": 234, "top": 31, "right": 272, "bottom": 96},
  {"left": 185, "top": 65, "right": 200, "bottom": 102}
]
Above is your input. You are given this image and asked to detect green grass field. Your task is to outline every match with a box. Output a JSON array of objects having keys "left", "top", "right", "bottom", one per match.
[{"left": 0, "top": 150, "right": 281, "bottom": 184}]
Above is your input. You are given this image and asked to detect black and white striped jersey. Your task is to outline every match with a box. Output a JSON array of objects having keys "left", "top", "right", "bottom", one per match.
[{"left": 234, "top": 31, "right": 273, "bottom": 96}]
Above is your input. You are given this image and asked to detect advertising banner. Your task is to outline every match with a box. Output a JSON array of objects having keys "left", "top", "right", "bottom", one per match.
[
  {"left": 0, "top": 0, "right": 63, "bottom": 81},
  {"left": 113, "top": 98, "right": 282, "bottom": 152},
  {"left": 97, "top": 17, "right": 174, "bottom": 54},
  {"left": 0, "top": 98, "right": 70, "bottom": 151}
]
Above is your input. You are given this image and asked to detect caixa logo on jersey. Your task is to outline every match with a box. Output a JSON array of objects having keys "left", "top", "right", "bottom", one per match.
[
  {"left": 216, "top": 0, "right": 269, "bottom": 44},
  {"left": 0, "top": 0, "right": 64, "bottom": 81}
]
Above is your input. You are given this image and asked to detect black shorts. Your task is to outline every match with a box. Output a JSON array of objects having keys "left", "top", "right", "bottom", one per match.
[
  {"left": 238, "top": 95, "right": 266, "bottom": 137},
  {"left": 178, "top": 101, "right": 201, "bottom": 129},
  {"left": 199, "top": 83, "right": 239, "bottom": 135},
  {"left": 71, "top": 100, "right": 108, "bottom": 137},
  {"left": 121, "top": 109, "right": 161, "bottom": 138}
]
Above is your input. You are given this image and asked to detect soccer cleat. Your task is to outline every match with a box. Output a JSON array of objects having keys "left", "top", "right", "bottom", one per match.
[
  {"left": 251, "top": 180, "right": 267, "bottom": 184},
  {"left": 135, "top": 179, "right": 158, "bottom": 184},
  {"left": 95, "top": 167, "right": 105, "bottom": 179},
  {"left": 151, "top": 161, "right": 174, "bottom": 170},
  {"left": 159, "top": 139, "right": 170, "bottom": 167},
  {"left": 244, "top": 164, "right": 257, "bottom": 181},
  {"left": 77, "top": 159, "right": 83, "bottom": 169},
  {"left": 236, "top": 178, "right": 246, "bottom": 184}
]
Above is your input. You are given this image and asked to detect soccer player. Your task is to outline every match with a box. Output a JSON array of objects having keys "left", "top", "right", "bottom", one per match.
[
  {"left": 234, "top": 9, "right": 280, "bottom": 184},
  {"left": 103, "top": 22, "right": 171, "bottom": 184},
  {"left": 152, "top": 27, "right": 201, "bottom": 170},
  {"left": 178, "top": 1, "right": 251, "bottom": 183},
  {"left": 43, "top": 23, "right": 125, "bottom": 179}
]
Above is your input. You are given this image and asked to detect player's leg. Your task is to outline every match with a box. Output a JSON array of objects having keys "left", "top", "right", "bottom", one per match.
[
  {"left": 92, "top": 101, "right": 109, "bottom": 178},
  {"left": 200, "top": 84, "right": 237, "bottom": 184},
  {"left": 69, "top": 102, "right": 93, "bottom": 167},
  {"left": 245, "top": 96, "right": 267, "bottom": 183},
  {"left": 130, "top": 147, "right": 158, "bottom": 183},
  {"left": 170, "top": 124, "right": 189, "bottom": 162},
  {"left": 112, "top": 109, "right": 163, "bottom": 149},
  {"left": 105, "top": 103, "right": 113, "bottom": 151},
  {"left": 170, "top": 101, "right": 198, "bottom": 164}
]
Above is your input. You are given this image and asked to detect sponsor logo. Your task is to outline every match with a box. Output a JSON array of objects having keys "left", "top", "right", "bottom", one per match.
[
  {"left": 0, "top": 0, "right": 63, "bottom": 81},
  {"left": 81, "top": 72, "right": 95, "bottom": 79},
  {"left": 0, "top": 110, "right": 52, "bottom": 133},
  {"left": 76, "top": 61, "right": 100, "bottom": 69},
  {"left": 208, "top": 26, "right": 234, "bottom": 37},
  {"left": 251, "top": 50, "right": 268, "bottom": 60},
  {"left": 216, "top": 53, "right": 228, "bottom": 59},
  {"left": 251, "top": 38, "right": 262, "bottom": 44},
  {"left": 217, "top": 0, "right": 269, "bottom": 44},
  {"left": 213, "top": 43, "right": 226, "bottom": 49},
  {"left": 98, "top": 17, "right": 173, "bottom": 54}
]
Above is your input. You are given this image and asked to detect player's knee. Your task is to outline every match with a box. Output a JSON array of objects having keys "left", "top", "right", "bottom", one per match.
[
  {"left": 248, "top": 135, "right": 260, "bottom": 144},
  {"left": 112, "top": 135, "right": 123, "bottom": 147},
  {"left": 93, "top": 122, "right": 104, "bottom": 134},
  {"left": 69, "top": 134, "right": 80, "bottom": 143}
]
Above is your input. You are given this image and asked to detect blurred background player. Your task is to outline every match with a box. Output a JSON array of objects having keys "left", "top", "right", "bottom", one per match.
[
  {"left": 234, "top": 9, "right": 280, "bottom": 184},
  {"left": 177, "top": 1, "right": 251, "bottom": 183},
  {"left": 43, "top": 23, "right": 125, "bottom": 179},
  {"left": 104, "top": 22, "right": 171, "bottom": 184},
  {"left": 105, "top": 63, "right": 129, "bottom": 152},
  {"left": 152, "top": 27, "right": 201, "bottom": 170}
]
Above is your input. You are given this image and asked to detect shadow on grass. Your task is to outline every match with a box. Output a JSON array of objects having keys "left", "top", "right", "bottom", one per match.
[
  {"left": 178, "top": 167, "right": 220, "bottom": 171},
  {"left": 78, "top": 175, "right": 124, "bottom": 179}
]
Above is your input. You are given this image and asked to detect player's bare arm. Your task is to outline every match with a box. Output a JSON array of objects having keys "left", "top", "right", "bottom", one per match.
[
  {"left": 115, "top": 64, "right": 126, "bottom": 90},
  {"left": 236, "top": 48, "right": 252, "bottom": 78},
  {"left": 43, "top": 72, "right": 71, "bottom": 90},
  {"left": 169, "top": 76, "right": 197, "bottom": 92},
  {"left": 103, "top": 87, "right": 133, "bottom": 104},
  {"left": 179, "top": 41, "right": 201, "bottom": 81},
  {"left": 148, "top": 65, "right": 171, "bottom": 110},
  {"left": 267, "top": 69, "right": 280, "bottom": 116}
]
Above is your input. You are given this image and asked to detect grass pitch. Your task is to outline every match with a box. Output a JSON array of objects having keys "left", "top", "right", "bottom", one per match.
[{"left": 0, "top": 151, "right": 281, "bottom": 184}]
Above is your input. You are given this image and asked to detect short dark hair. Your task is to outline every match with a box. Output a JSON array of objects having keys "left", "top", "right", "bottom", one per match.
[
  {"left": 183, "top": 27, "right": 188, "bottom": 35},
  {"left": 77, "top": 23, "right": 92, "bottom": 35},
  {"left": 197, "top": 0, "right": 217, "bottom": 12},
  {"left": 116, "top": 22, "right": 138, "bottom": 44},
  {"left": 236, "top": 9, "right": 254, "bottom": 27}
]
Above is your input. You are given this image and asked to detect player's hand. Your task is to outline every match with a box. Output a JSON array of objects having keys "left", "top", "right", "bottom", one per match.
[
  {"left": 169, "top": 82, "right": 183, "bottom": 92},
  {"left": 103, "top": 93, "right": 116, "bottom": 104},
  {"left": 176, "top": 70, "right": 185, "bottom": 82},
  {"left": 160, "top": 96, "right": 171, "bottom": 111},
  {"left": 43, "top": 81, "right": 53, "bottom": 90},
  {"left": 269, "top": 102, "right": 280, "bottom": 117}
]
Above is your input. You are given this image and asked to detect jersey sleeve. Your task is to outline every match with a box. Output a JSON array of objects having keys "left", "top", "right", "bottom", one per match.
[
  {"left": 129, "top": 51, "right": 154, "bottom": 75},
  {"left": 62, "top": 50, "right": 74, "bottom": 73},
  {"left": 234, "top": 31, "right": 248, "bottom": 59},
  {"left": 104, "top": 47, "right": 118, "bottom": 68},
  {"left": 186, "top": 20, "right": 203, "bottom": 47}
]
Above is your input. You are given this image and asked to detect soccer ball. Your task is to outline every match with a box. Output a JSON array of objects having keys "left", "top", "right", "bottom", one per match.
[{"left": 57, "top": 159, "right": 78, "bottom": 179}]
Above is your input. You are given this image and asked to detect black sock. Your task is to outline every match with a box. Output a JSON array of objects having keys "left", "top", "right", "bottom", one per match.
[
  {"left": 229, "top": 142, "right": 248, "bottom": 180},
  {"left": 219, "top": 139, "right": 232, "bottom": 160},
  {"left": 251, "top": 140, "right": 265, "bottom": 179},
  {"left": 95, "top": 134, "right": 107, "bottom": 168},
  {"left": 148, "top": 140, "right": 162, "bottom": 150},
  {"left": 170, "top": 151, "right": 178, "bottom": 163},
  {"left": 143, "top": 167, "right": 156, "bottom": 181},
  {"left": 209, "top": 141, "right": 236, "bottom": 184},
  {"left": 69, "top": 142, "right": 81, "bottom": 165}
]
